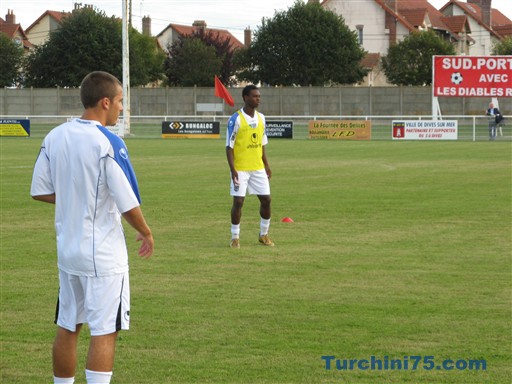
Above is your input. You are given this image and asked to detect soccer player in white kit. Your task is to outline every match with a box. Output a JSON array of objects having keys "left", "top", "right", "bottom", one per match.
[{"left": 31, "top": 71, "right": 154, "bottom": 384}]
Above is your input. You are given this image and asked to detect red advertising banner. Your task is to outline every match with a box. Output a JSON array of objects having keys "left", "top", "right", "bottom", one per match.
[{"left": 433, "top": 56, "right": 512, "bottom": 98}]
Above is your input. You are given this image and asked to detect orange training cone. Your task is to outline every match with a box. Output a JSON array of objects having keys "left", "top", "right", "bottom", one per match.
[{"left": 281, "top": 217, "right": 294, "bottom": 223}]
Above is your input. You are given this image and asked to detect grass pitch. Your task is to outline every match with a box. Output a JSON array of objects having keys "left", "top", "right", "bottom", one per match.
[{"left": 1, "top": 136, "right": 511, "bottom": 383}]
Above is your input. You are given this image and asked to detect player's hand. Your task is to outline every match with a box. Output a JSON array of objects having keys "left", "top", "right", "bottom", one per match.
[
  {"left": 136, "top": 232, "right": 154, "bottom": 258},
  {"left": 265, "top": 167, "right": 272, "bottom": 180},
  {"left": 231, "top": 171, "right": 239, "bottom": 185}
]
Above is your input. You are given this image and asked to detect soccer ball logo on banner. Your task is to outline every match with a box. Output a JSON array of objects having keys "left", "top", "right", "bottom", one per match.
[{"left": 450, "top": 72, "right": 463, "bottom": 85}]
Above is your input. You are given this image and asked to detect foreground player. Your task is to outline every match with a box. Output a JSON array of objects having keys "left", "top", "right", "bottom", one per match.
[
  {"left": 226, "top": 84, "right": 274, "bottom": 248},
  {"left": 31, "top": 71, "right": 154, "bottom": 384}
]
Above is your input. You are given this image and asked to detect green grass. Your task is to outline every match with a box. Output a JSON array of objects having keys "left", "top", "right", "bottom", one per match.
[{"left": 1, "top": 136, "right": 511, "bottom": 383}]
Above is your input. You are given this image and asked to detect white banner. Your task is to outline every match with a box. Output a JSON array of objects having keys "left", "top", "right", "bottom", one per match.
[{"left": 392, "top": 120, "right": 458, "bottom": 140}]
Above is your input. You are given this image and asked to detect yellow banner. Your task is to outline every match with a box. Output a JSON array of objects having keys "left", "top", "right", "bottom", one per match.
[
  {"left": 308, "top": 120, "right": 371, "bottom": 140},
  {"left": 0, "top": 120, "right": 30, "bottom": 137}
]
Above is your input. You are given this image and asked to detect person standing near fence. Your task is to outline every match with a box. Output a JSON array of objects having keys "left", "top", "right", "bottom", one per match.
[
  {"left": 486, "top": 102, "right": 502, "bottom": 140},
  {"left": 31, "top": 71, "right": 154, "bottom": 384},
  {"left": 226, "top": 84, "right": 274, "bottom": 249}
]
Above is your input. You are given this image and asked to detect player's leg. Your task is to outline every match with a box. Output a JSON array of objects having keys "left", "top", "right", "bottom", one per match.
[
  {"left": 257, "top": 195, "right": 274, "bottom": 246},
  {"left": 53, "top": 325, "right": 82, "bottom": 379},
  {"left": 85, "top": 332, "right": 117, "bottom": 383},
  {"left": 231, "top": 196, "right": 245, "bottom": 225},
  {"left": 230, "top": 171, "right": 249, "bottom": 248},
  {"left": 83, "top": 273, "right": 129, "bottom": 383},
  {"left": 53, "top": 271, "right": 86, "bottom": 382},
  {"left": 258, "top": 194, "right": 271, "bottom": 221},
  {"left": 230, "top": 196, "right": 244, "bottom": 248},
  {"left": 251, "top": 170, "right": 274, "bottom": 246}
]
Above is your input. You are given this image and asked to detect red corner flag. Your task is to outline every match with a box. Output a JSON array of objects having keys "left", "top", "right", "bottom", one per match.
[{"left": 214, "top": 75, "right": 235, "bottom": 107}]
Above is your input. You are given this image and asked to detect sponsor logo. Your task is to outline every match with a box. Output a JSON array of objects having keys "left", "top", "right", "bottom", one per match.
[{"left": 119, "top": 148, "right": 128, "bottom": 160}]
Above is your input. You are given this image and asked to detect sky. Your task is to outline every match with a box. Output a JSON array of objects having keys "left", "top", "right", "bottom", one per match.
[{"left": 1, "top": 0, "right": 511, "bottom": 42}]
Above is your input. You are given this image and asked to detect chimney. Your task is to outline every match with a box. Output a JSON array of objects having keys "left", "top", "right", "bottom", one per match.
[
  {"left": 467, "top": 0, "right": 492, "bottom": 26},
  {"left": 192, "top": 20, "right": 207, "bottom": 32},
  {"left": 480, "top": 0, "right": 492, "bottom": 26},
  {"left": 384, "top": 0, "right": 397, "bottom": 13},
  {"left": 6, "top": 9, "right": 16, "bottom": 24},
  {"left": 244, "top": 27, "right": 252, "bottom": 48},
  {"left": 142, "top": 15, "right": 151, "bottom": 36}
]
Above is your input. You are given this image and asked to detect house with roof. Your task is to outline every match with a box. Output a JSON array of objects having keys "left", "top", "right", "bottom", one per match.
[
  {"left": 321, "top": 0, "right": 511, "bottom": 85},
  {"left": 156, "top": 19, "right": 245, "bottom": 53},
  {"left": 0, "top": 10, "right": 32, "bottom": 52},
  {"left": 25, "top": 10, "right": 70, "bottom": 46},
  {"left": 440, "top": 0, "right": 511, "bottom": 55}
]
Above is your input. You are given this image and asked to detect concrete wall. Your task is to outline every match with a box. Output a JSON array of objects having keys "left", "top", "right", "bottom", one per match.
[{"left": 1, "top": 86, "right": 511, "bottom": 117}]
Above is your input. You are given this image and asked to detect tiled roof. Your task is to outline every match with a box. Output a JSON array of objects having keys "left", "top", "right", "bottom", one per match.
[
  {"left": 158, "top": 23, "right": 243, "bottom": 50},
  {"left": 399, "top": 9, "right": 428, "bottom": 28},
  {"left": 441, "top": 0, "right": 510, "bottom": 39},
  {"left": 0, "top": 23, "right": 33, "bottom": 49},
  {"left": 494, "top": 24, "right": 512, "bottom": 37},
  {"left": 491, "top": 8, "right": 512, "bottom": 27},
  {"left": 441, "top": 15, "right": 469, "bottom": 33},
  {"left": 26, "top": 10, "right": 70, "bottom": 33},
  {"left": 361, "top": 53, "right": 380, "bottom": 69}
]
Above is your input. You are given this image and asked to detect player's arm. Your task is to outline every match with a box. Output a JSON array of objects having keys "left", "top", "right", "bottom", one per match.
[
  {"left": 122, "top": 206, "right": 154, "bottom": 258},
  {"left": 226, "top": 115, "right": 240, "bottom": 185},
  {"left": 262, "top": 146, "right": 271, "bottom": 180},
  {"left": 226, "top": 146, "right": 238, "bottom": 185},
  {"left": 32, "top": 193, "right": 56, "bottom": 204}
]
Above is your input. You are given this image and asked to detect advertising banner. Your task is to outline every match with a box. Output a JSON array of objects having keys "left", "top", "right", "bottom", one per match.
[
  {"left": 266, "top": 121, "right": 293, "bottom": 138},
  {"left": 392, "top": 120, "right": 458, "bottom": 140},
  {"left": 308, "top": 120, "right": 371, "bottom": 140},
  {"left": 0, "top": 119, "right": 30, "bottom": 137},
  {"left": 162, "top": 121, "right": 220, "bottom": 138},
  {"left": 433, "top": 56, "right": 512, "bottom": 98}
]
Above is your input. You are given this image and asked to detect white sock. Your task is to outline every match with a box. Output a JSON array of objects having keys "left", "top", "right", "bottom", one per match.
[
  {"left": 260, "top": 218, "right": 271, "bottom": 236},
  {"left": 231, "top": 224, "right": 240, "bottom": 239},
  {"left": 85, "top": 369, "right": 112, "bottom": 384},
  {"left": 54, "top": 377, "right": 74, "bottom": 384}
]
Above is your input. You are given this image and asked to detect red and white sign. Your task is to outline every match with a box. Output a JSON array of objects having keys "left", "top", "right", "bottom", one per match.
[
  {"left": 392, "top": 120, "right": 458, "bottom": 140},
  {"left": 433, "top": 56, "right": 512, "bottom": 98}
]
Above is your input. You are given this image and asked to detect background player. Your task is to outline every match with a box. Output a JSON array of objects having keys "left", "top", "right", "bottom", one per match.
[{"left": 226, "top": 84, "right": 274, "bottom": 249}]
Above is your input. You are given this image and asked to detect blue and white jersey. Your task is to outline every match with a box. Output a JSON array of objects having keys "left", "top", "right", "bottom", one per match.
[{"left": 31, "top": 118, "right": 141, "bottom": 277}]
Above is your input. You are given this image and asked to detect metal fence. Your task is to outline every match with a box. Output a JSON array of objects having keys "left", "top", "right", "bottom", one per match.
[{"left": 1, "top": 114, "right": 509, "bottom": 141}]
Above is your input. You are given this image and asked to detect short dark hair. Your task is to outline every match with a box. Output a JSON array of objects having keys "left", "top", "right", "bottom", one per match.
[
  {"left": 80, "top": 71, "right": 122, "bottom": 109},
  {"left": 242, "top": 84, "right": 259, "bottom": 99}
]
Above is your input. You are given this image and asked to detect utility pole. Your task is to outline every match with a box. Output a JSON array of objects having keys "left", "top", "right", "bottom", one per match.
[
  {"left": 129, "top": 0, "right": 132, "bottom": 27},
  {"left": 121, "top": 0, "right": 131, "bottom": 136}
]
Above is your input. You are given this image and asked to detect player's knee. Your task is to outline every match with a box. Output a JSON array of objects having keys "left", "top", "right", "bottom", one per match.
[{"left": 260, "top": 195, "right": 271, "bottom": 207}]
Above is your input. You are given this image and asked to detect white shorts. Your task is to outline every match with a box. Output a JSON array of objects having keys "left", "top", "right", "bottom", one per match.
[
  {"left": 56, "top": 270, "right": 130, "bottom": 336},
  {"left": 231, "top": 169, "right": 270, "bottom": 197}
]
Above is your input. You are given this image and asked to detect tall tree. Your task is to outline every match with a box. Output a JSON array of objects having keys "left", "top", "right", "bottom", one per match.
[
  {"left": 164, "top": 37, "right": 222, "bottom": 86},
  {"left": 0, "top": 33, "right": 24, "bottom": 87},
  {"left": 235, "top": 0, "right": 367, "bottom": 86},
  {"left": 492, "top": 36, "right": 512, "bottom": 55},
  {"left": 23, "top": 7, "right": 164, "bottom": 87},
  {"left": 129, "top": 30, "right": 166, "bottom": 86},
  {"left": 195, "top": 30, "right": 239, "bottom": 86},
  {"left": 382, "top": 30, "right": 456, "bottom": 86},
  {"left": 164, "top": 30, "right": 239, "bottom": 87}
]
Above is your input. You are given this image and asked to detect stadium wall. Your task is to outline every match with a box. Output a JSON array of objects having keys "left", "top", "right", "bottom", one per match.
[{"left": 1, "top": 86, "right": 511, "bottom": 117}]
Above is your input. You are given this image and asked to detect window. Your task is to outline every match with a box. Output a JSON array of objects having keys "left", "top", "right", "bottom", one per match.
[{"left": 356, "top": 25, "right": 364, "bottom": 45}]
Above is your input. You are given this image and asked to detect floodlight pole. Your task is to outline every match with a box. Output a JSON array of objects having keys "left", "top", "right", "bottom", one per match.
[{"left": 121, "top": 0, "right": 131, "bottom": 137}]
